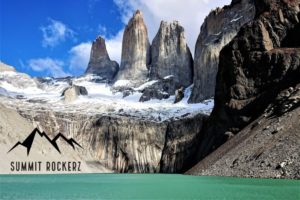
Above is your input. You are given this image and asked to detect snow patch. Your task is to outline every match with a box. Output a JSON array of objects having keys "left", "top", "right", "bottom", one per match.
[
  {"left": 113, "top": 80, "right": 131, "bottom": 87},
  {"left": 0, "top": 72, "right": 214, "bottom": 121},
  {"left": 213, "top": 32, "right": 222, "bottom": 36},
  {"left": 164, "top": 75, "right": 174, "bottom": 79},
  {"left": 134, "top": 80, "right": 158, "bottom": 91},
  {"left": 231, "top": 16, "right": 243, "bottom": 23}
]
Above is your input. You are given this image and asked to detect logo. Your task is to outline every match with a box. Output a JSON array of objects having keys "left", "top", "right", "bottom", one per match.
[
  {"left": 8, "top": 128, "right": 83, "bottom": 155},
  {"left": 7, "top": 128, "right": 83, "bottom": 172}
]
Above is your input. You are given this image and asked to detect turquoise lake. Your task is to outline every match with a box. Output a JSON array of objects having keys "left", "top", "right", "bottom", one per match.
[{"left": 0, "top": 174, "right": 299, "bottom": 200}]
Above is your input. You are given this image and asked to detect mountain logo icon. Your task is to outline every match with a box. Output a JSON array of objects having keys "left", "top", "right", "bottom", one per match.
[{"left": 7, "top": 128, "right": 83, "bottom": 156}]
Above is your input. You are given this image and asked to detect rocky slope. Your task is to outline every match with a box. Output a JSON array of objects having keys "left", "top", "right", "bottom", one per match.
[
  {"left": 150, "top": 21, "right": 193, "bottom": 88},
  {"left": 85, "top": 36, "right": 119, "bottom": 80},
  {"left": 187, "top": 98, "right": 300, "bottom": 179},
  {"left": 188, "top": 0, "right": 300, "bottom": 178},
  {"left": 0, "top": 61, "right": 16, "bottom": 72},
  {"left": 116, "top": 10, "right": 150, "bottom": 82},
  {"left": 189, "top": 0, "right": 255, "bottom": 103}
]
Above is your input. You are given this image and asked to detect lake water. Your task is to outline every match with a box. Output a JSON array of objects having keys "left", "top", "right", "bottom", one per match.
[{"left": 0, "top": 174, "right": 299, "bottom": 199}]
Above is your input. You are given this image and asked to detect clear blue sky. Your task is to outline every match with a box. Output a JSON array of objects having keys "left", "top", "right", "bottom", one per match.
[{"left": 0, "top": 0, "right": 123, "bottom": 77}]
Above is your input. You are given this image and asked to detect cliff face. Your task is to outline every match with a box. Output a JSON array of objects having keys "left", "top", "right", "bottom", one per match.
[
  {"left": 85, "top": 36, "right": 119, "bottom": 80},
  {"left": 116, "top": 10, "right": 150, "bottom": 82},
  {"left": 189, "top": 0, "right": 255, "bottom": 103},
  {"left": 17, "top": 109, "right": 206, "bottom": 173},
  {"left": 189, "top": 0, "right": 300, "bottom": 178},
  {"left": 150, "top": 21, "right": 193, "bottom": 88}
]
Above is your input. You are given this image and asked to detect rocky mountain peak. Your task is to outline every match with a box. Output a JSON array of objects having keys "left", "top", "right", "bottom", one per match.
[
  {"left": 127, "top": 9, "right": 147, "bottom": 31},
  {"left": 149, "top": 20, "right": 193, "bottom": 88},
  {"left": 115, "top": 9, "right": 150, "bottom": 82},
  {"left": 85, "top": 36, "right": 119, "bottom": 80},
  {"left": 90, "top": 36, "right": 109, "bottom": 61},
  {"left": 129, "top": 10, "right": 145, "bottom": 25},
  {"left": 160, "top": 20, "right": 180, "bottom": 28},
  {"left": 189, "top": 0, "right": 255, "bottom": 103},
  {"left": 134, "top": 9, "right": 142, "bottom": 17}
]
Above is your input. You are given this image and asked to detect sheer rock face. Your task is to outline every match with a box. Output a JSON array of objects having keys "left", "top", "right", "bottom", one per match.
[
  {"left": 17, "top": 109, "right": 206, "bottom": 173},
  {"left": 189, "top": 0, "right": 255, "bottom": 103},
  {"left": 194, "top": 0, "right": 300, "bottom": 164},
  {"left": 116, "top": 10, "right": 150, "bottom": 81},
  {"left": 85, "top": 37, "right": 119, "bottom": 80},
  {"left": 62, "top": 85, "right": 88, "bottom": 103},
  {"left": 150, "top": 21, "right": 193, "bottom": 88}
]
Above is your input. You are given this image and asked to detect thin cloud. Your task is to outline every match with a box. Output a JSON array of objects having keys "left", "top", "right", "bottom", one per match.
[
  {"left": 40, "top": 18, "right": 75, "bottom": 48},
  {"left": 104, "top": 30, "right": 123, "bottom": 63},
  {"left": 69, "top": 42, "right": 92, "bottom": 75},
  {"left": 97, "top": 24, "right": 108, "bottom": 36},
  {"left": 28, "top": 58, "right": 70, "bottom": 77},
  {"left": 27, "top": 30, "right": 122, "bottom": 77}
]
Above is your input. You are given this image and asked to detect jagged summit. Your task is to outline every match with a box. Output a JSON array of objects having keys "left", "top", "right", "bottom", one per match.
[
  {"left": 130, "top": 9, "right": 144, "bottom": 23},
  {"left": 85, "top": 36, "right": 119, "bottom": 80},
  {"left": 115, "top": 9, "right": 150, "bottom": 82},
  {"left": 90, "top": 36, "right": 110, "bottom": 60},
  {"left": 149, "top": 20, "right": 193, "bottom": 88},
  {"left": 135, "top": 9, "right": 142, "bottom": 15},
  {"left": 160, "top": 20, "right": 180, "bottom": 27}
]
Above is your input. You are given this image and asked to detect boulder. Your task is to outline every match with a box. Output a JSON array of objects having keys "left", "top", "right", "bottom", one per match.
[{"left": 62, "top": 85, "right": 88, "bottom": 102}]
